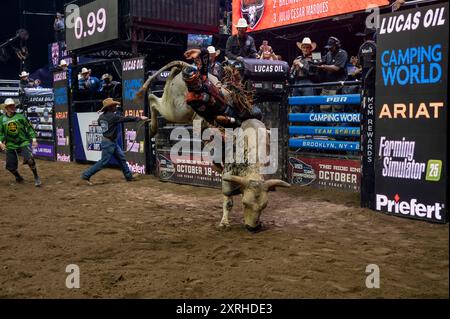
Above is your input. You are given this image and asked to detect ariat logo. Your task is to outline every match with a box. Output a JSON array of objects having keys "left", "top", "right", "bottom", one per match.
[{"left": 378, "top": 102, "right": 444, "bottom": 119}]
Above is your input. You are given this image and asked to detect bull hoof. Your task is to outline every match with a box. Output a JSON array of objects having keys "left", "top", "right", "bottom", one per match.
[{"left": 218, "top": 222, "right": 230, "bottom": 230}]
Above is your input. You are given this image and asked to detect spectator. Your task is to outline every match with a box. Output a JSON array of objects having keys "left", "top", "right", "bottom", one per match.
[
  {"left": 258, "top": 40, "right": 277, "bottom": 60},
  {"left": 225, "top": 18, "right": 258, "bottom": 61},
  {"left": 100, "top": 73, "right": 120, "bottom": 98},
  {"left": 207, "top": 46, "right": 223, "bottom": 80},
  {"left": 54, "top": 12, "right": 65, "bottom": 42},
  {"left": 78, "top": 68, "right": 101, "bottom": 92},
  {"left": 34, "top": 79, "right": 43, "bottom": 89},
  {"left": 290, "top": 37, "right": 318, "bottom": 113},
  {"left": 19, "top": 71, "right": 33, "bottom": 89},
  {"left": 317, "top": 36, "right": 348, "bottom": 113}
]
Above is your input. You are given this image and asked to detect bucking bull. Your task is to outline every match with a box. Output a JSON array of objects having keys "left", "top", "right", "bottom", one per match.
[{"left": 136, "top": 61, "right": 290, "bottom": 232}]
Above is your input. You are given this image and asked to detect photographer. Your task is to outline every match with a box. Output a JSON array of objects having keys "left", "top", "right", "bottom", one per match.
[
  {"left": 317, "top": 36, "right": 348, "bottom": 113},
  {"left": 290, "top": 37, "right": 318, "bottom": 113}
]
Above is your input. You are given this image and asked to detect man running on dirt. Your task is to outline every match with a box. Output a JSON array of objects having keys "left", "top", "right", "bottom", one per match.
[
  {"left": 0, "top": 98, "right": 41, "bottom": 186},
  {"left": 81, "top": 98, "right": 148, "bottom": 184}
]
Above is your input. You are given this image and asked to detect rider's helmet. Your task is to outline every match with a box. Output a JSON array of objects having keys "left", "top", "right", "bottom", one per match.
[{"left": 182, "top": 65, "right": 202, "bottom": 91}]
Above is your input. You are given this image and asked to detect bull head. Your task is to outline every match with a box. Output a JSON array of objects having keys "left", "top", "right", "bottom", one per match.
[
  {"left": 241, "top": 1, "right": 264, "bottom": 28},
  {"left": 223, "top": 176, "right": 290, "bottom": 232}
]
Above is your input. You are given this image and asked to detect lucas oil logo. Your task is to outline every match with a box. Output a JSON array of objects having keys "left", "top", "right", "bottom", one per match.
[
  {"left": 7, "top": 122, "right": 18, "bottom": 134},
  {"left": 241, "top": 0, "right": 265, "bottom": 29},
  {"left": 376, "top": 194, "right": 444, "bottom": 221}
]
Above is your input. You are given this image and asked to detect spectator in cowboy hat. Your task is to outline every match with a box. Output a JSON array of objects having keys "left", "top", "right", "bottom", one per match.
[
  {"left": 78, "top": 67, "right": 101, "bottom": 92},
  {"left": 225, "top": 18, "right": 258, "bottom": 61},
  {"left": 19, "top": 71, "right": 33, "bottom": 89},
  {"left": 207, "top": 46, "right": 223, "bottom": 79},
  {"left": 0, "top": 98, "right": 42, "bottom": 187},
  {"left": 59, "top": 59, "right": 68, "bottom": 71},
  {"left": 290, "top": 37, "right": 318, "bottom": 113},
  {"left": 100, "top": 73, "right": 121, "bottom": 98},
  {"left": 81, "top": 98, "right": 148, "bottom": 184}
]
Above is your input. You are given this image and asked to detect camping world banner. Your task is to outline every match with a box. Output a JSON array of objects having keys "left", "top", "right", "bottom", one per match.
[{"left": 374, "top": 3, "right": 448, "bottom": 223}]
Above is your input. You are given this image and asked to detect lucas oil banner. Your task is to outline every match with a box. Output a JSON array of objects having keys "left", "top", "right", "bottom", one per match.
[
  {"left": 374, "top": 3, "right": 448, "bottom": 223},
  {"left": 53, "top": 71, "right": 71, "bottom": 162},
  {"left": 122, "top": 57, "right": 147, "bottom": 174}
]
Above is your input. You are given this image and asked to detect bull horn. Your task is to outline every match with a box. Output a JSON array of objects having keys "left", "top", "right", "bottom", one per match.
[
  {"left": 222, "top": 175, "right": 249, "bottom": 188},
  {"left": 263, "top": 179, "right": 291, "bottom": 191}
]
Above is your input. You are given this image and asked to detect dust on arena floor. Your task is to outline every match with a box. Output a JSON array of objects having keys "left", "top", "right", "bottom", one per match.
[{"left": 0, "top": 157, "right": 448, "bottom": 298}]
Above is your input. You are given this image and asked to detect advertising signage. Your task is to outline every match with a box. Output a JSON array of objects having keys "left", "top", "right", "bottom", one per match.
[
  {"left": 53, "top": 71, "right": 71, "bottom": 162},
  {"left": 374, "top": 3, "right": 448, "bottom": 223},
  {"left": 122, "top": 57, "right": 147, "bottom": 174},
  {"left": 232, "top": 0, "right": 389, "bottom": 34}
]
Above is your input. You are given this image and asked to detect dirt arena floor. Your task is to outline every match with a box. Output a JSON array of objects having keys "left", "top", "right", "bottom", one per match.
[{"left": 0, "top": 157, "right": 448, "bottom": 299}]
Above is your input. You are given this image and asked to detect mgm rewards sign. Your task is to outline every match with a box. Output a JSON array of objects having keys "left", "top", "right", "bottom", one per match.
[{"left": 374, "top": 3, "right": 448, "bottom": 223}]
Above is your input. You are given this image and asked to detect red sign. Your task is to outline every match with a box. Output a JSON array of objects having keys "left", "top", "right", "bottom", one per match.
[
  {"left": 288, "top": 156, "right": 361, "bottom": 192},
  {"left": 232, "top": 0, "right": 389, "bottom": 33}
]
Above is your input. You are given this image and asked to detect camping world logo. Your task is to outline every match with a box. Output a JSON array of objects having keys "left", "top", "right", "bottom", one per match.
[{"left": 241, "top": 0, "right": 265, "bottom": 29}]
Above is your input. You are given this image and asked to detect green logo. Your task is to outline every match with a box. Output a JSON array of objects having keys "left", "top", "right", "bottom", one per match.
[{"left": 426, "top": 160, "right": 442, "bottom": 182}]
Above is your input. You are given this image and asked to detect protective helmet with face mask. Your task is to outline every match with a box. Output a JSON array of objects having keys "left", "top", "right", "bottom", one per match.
[{"left": 182, "top": 65, "right": 202, "bottom": 91}]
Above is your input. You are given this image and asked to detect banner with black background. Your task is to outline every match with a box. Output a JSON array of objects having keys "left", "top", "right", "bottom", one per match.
[
  {"left": 374, "top": 3, "right": 448, "bottom": 223},
  {"left": 122, "top": 57, "right": 147, "bottom": 174},
  {"left": 53, "top": 71, "right": 71, "bottom": 162}
]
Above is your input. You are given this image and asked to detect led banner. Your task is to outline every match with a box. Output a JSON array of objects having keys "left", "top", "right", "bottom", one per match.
[
  {"left": 53, "top": 71, "right": 71, "bottom": 162},
  {"left": 232, "top": 0, "right": 389, "bottom": 33},
  {"left": 374, "top": 3, "right": 448, "bottom": 223},
  {"left": 122, "top": 57, "right": 147, "bottom": 174}
]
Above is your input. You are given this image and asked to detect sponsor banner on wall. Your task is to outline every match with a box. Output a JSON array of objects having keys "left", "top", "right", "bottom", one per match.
[
  {"left": 232, "top": 0, "right": 389, "bottom": 34},
  {"left": 157, "top": 150, "right": 222, "bottom": 188},
  {"left": 288, "top": 156, "right": 361, "bottom": 192},
  {"left": 374, "top": 3, "right": 448, "bottom": 223},
  {"left": 32, "top": 141, "right": 55, "bottom": 159},
  {"left": 53, "top": 71, "right": 71, "bottom": 162},
  {"left": 72, "top": 112, "right": 122, "bottom": 164},
  {"left": 122, "top": 57, "right": 147, "bottom": 174}
]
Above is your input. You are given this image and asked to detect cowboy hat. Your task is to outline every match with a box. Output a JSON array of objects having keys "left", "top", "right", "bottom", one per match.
[
  {"left": 80, "top": 67, "right": 91, "bottom": 75},
  {"left": 19, "top": 71, "right": 29, "bottom": 78},
  {"left": 59, "top": 59, "right": 68, "bottom": 67},
  {"left": 101, "top": 73, "right": 113, "bottom": 81},
  {"left": 0, "top": 98, "right": 16, "bottom": 110},
  {"left": 235, "top": 18, "right": 249, "bottom": 29},
  {"left": 99, "top": 98, "right": 120, "bottom": 112},
  {"left": 207, "top": 46, "right": 221, "bottom": 57},
  {"left": 296, "top": 37, "right": 317, "bottom": 51}
]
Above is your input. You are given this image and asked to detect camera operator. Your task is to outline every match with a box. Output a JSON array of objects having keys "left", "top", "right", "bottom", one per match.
[
  {"left": 317, "top": 36, "right": 348, "bottom": 113},
  {"left": 290, "top": 37, "right": 318, "bottom": 113}
]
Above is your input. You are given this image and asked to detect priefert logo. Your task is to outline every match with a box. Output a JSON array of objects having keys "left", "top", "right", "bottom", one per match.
[{"left": 376, "top": 194, "right": 444, "bottom": 221}]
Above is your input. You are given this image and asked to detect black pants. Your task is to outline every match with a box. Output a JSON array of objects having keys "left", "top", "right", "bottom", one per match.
[{"left": 6, "top": 146, "right": 34, "bottom": 173}]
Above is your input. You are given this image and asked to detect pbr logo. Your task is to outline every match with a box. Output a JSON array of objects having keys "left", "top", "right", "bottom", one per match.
[{"left": 241, "top": 0, "right": 265, "bottom": 29}]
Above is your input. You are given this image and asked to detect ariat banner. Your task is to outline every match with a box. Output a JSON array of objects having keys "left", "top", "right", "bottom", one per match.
[
  {"left": 53, "top": 71, "right": 71, "bottom": 162},
  {"left": 122, "top": 57, "right": 147, "bottom": 174},
  {"left": 374, "top": 3, "right": 448, "bottom": 223}
]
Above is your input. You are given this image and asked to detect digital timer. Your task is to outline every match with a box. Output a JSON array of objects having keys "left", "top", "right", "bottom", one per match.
[{"left": 66, "top": 0, "right": 118, "bottom": 51}]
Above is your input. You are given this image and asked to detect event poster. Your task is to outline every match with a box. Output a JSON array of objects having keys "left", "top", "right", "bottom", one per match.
[
  {"left": 122, "top": 57, "right": 147, "bottom": 174},
  {"left": 374, "top": 3, "right": 448, "bottom": 223},
  {"left": 157, "top": 150, "right": 222, "bottom": 188},
  {"left": 288, "top": 156, "right": 361, "bottom": 192},
  {"left": 53, "top": 71, "right": 71, "bottom": 162},
  {"left": 232, "top": 0, "right": 389, "bottom": 33}
]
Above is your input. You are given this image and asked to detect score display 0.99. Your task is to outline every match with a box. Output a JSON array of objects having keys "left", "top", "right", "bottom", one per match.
[{"left": 66, "top": 0, "right": 119, "bottom": 51}]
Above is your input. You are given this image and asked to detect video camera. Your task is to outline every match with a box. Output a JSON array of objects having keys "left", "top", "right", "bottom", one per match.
[{"left": 289, "top": 52, "right": 323, "bottom": 83}]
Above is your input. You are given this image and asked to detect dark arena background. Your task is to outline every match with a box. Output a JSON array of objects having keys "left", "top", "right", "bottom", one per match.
[{"left": 0, "top": 0, "right": 448, "bottom": 306}]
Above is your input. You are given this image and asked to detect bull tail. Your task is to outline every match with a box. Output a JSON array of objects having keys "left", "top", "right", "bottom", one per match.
[{"left": 135, "top": 60, "right": 191, "bottom": 99}]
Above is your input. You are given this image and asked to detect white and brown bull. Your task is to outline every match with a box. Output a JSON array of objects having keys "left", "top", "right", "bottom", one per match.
[{"left": 137, "top": 62, "right": 290, "bottom": 232}]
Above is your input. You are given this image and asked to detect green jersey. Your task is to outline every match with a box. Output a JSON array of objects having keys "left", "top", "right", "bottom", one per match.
[{"left": 0, "top": 113, "right": 37, "bottom": 150}]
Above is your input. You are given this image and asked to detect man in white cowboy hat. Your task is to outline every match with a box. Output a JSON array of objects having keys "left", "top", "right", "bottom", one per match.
[
  {"left": 19, "top": 71, "right": 33, "bottom": 89},
  {"left": 225, "top": 18, "right": 258, "bottom": 61},
  {"left": 0, "top": 98, "right": 42, "bottom": 186},
  {"left": 81, "top": 98, "right": 148, "bottom": 184},
  {"left": 78, "top": 67, "right": 101, "bottom": 92},
  {"left": 290, "top": 37, "right": 318, "bottom": 113},
  {"left": 59, "top": 59, "right": 68, "bottom": 71},
  {"left": 207, "top": 46, "right": 223, "bottom": 79}
]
